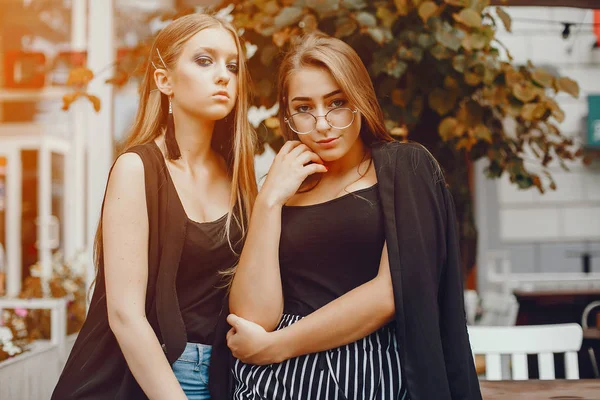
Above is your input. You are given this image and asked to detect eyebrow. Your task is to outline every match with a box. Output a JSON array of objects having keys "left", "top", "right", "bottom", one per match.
[
  {"left": 193, "top": 47, "right": 238, "bottom": 60},
  {"left": 291, "top": 89, "right": 343, "bottom": 102}
]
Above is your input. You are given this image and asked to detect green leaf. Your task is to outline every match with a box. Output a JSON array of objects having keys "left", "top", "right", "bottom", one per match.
[
  {"left": 496, "top": 7, "right": 512, "bottom": 33},
  {"left": 376, "top": 6, "right": 398, "bottom": 28},
  {"left": 386, "top": 59, "right": 408, "bottom": 78},
  {"left": 85, "top": 94, "right": 101, "bottom": 112},
  {"left": 531, "top": 68, "right": 554, "bottom": 88},
  {"left": 398, "top": 46, "right": 424, "bottom": 62},
  {"left": 512, "top": 82, "right": 538, "bottom": 102},
  {"left": 417, "top": 33, "right": 437, "bottom": 48},
  {"left": 431, "top": 43, "right": 453, "bottom": 59},
  {"left": 429, "top": 87, "right": 457, "bottom": 115},
  {"left": 453, "top": 9, "right": 482, "bottom": 28},
  {"left": 471, "top": 0, "right": 491, "bottom": 13},
  {"left": 342, "top": 0, "right": 368, "bottom": 10},
  {"left": 557, "top": 77, "right": 580, "bottom": 98},
  {"left": 439, "top": 117, "right": 459, "bottom": 141},
  {"left": 520, "top": 103, "right": 547, "bottom": 121},
  {"left": 473, "top": 124, "right": 492, "bottom": 142},
  {"left": 465, "top": 71, "right": 482, "bottom": 86},
  {"left": 418, "top": 1, "right": 438, "bottom": 23},
  {"left": 436, "top": 29, "right": 462, "bottom": 51},
  {"left": 355, "top": 11, "right": 377, "bottom": 27},
  {"left": 452, "top": 54, "right": 467, "bottom": 72},
  {"left": 394, "top": 0, "right": 412, "bottom": 16},
  {"left": 273, "top": 7, "right": 304, "bottom": 29},
  {"left": 335, "top": 17, "right": 358, "bottom": 37},
  {"left": 367, "top": 27, "right": 393, "bottom": 45},
  {"left": 444, "top": 0, "right": 469, "bottom": 6},
  {"left": 462, "top": 32, "right": 488, "bottom": 51}
]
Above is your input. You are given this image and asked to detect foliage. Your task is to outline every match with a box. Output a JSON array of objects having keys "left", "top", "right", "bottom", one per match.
[
  {"left": 63, "top": 0, "right": 587, "bottom": 274},
  {"left": 0, "top": 252, "right": 87, "bottom": 363},
  {"left": 222, "top": 0, "right": 583, "bottom": 194}
]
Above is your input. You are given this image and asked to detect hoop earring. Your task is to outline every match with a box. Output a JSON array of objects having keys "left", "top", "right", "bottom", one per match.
[{"left": 165, "top": 96, "right": 181, "bottom": 160}]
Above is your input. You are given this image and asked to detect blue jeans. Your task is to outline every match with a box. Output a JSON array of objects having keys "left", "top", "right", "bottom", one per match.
[{"left": 172, "top": 342, "right": 212, "bottom": 400}]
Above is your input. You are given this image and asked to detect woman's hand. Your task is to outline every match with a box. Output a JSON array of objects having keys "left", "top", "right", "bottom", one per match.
[
  {"left": 226, "top": 314, "right": 287, "bottom": 365},
  {"left": 258, "top": 141, "right": 327, "bottom": 207}
]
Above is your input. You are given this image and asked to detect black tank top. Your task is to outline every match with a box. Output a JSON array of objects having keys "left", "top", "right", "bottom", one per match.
[
  {"left": 279, "top": 184, "right": 384, "bottom": 316},
  {"left": 176, "top": 214, "right": 241, "bottom": 345}
]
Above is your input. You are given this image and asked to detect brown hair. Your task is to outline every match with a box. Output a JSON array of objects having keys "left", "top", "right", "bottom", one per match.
[
  {"left": 93, "top": 13, "right": 257, "bottom": 286},
  {"left": 277, "top": 32, "right": 394, "bottom": 145}
]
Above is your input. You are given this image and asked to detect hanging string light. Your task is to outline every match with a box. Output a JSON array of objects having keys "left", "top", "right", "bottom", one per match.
[
  {"left": 562, "top": 22, "right": 573, "bottom": 39},
  {"left": 510, "top": 16, "right": 600, "bottom": 40}
]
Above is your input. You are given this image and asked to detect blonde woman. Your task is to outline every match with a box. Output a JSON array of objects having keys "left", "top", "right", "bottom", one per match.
[
  {"left": 227, "top": 33, "right": 481, "bottom": 400},
  {"left": 52, "top": 13, "right": 256, "bottom": 400}
]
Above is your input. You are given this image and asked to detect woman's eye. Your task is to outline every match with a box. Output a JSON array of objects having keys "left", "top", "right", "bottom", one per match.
[
  {"left": 227, "top": 63, "right": 239, "bottom": 73},
  {"left": 331, "top": 99, "right": 347, "bottom": 108},
  {"left": 296, "top": 105, "right": 311, "bottom": 113},
  {"left": 195, "top": 57, "right": 212, "bottom": 66}
]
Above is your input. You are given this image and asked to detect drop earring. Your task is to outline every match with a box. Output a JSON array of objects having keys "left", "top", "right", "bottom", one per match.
[{"left": 165, "top": 96, "right": 181, "bottom": 160}]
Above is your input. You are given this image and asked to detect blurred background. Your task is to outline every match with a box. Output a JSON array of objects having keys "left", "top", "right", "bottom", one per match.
[{"left": 0, "top": 0, "right": 599, "bottom": 398}]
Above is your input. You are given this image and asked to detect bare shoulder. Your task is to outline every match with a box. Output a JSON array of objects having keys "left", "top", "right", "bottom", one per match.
[
  {"left": 112, "top": 152, "right": 145, "bottom": 177},
  {"left": 105, "top": 152, "right": 146, "bottom": 207}
]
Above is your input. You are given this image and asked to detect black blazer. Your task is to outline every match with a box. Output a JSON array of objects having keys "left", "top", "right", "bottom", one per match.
[{"left": 370, "top": 141, "right": 481, "bottom": 400}]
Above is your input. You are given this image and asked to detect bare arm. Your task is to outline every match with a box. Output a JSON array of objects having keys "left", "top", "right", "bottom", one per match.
[
  {"left": 228, "top": 194, "right": 285, "bottom": 331},
  {"left": 229, "top": 141, "right": 327, "bottom": 331},
  {"left": 227, "top": 243, "right": 395, "bottom": 364},
  {"left": 103, "top": 153, "right": 186, "bottom": 400}
]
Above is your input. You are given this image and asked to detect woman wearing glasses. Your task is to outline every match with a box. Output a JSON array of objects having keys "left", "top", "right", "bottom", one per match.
[{"left": 226, "top": 33, "right": 481, "bottom": 400}]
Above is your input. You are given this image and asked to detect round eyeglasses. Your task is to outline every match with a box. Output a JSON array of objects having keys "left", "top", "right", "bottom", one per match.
[{"left": 284, "top": 107, "right": 358, "bottom": 135}]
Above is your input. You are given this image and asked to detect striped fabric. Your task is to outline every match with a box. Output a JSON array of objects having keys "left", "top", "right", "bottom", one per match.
[{"left": 233, "top": 314, "right": 409, "bottom": 400}]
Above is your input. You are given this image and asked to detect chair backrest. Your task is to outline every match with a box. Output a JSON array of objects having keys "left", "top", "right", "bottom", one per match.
[
  {"left": 478, "top": 291, "right": 519, "bottom": 326},
  {"left": 468, "top": 323, "right": 583, "bottom": 380},
  {"left": 581, "top": 300, "right": 600, "bottom": 329}
]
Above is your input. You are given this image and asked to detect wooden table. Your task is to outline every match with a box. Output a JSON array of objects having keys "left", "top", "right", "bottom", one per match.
[
  {"left": 480, "top": 380, "right": 600, "bottom": 399},
  {"left": 585, "top": 328, "right": 600, "bottom": 340}
]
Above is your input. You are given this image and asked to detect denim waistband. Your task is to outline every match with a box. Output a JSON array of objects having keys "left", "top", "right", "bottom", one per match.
[{"left": 177, "top": 342, "right": 212, "bottom": 365}]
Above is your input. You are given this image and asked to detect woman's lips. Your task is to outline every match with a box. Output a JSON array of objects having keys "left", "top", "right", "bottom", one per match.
[
  {"left": 317, "top": 137, "right": 339, "bottom": 148},
  {"left": 212, "top": 91, "right": 229, "bottom": 101}
]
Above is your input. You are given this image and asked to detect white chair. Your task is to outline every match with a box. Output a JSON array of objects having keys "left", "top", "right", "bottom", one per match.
[
  {"left": 581, "top": 301, "right": 600, "bottom": 378},
  {"left": 468, "top": 323, "right": 583, "bottom": 380}
]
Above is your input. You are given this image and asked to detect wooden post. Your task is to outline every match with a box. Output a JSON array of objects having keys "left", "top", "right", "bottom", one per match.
[{"left": 86, "top": 0, "right": 115, "bottom": 294}]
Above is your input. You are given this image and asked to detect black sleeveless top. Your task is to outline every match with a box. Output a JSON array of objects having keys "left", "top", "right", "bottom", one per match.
[
  {"left": 176, "top": 213, "right": 240, "bottom": 344},
  {"left": 279, "top": 184, "right": 384, "bottom": 316}
]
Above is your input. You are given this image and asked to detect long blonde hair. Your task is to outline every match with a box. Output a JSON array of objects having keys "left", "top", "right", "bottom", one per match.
[
  {"left": 94, "top": 13, "right": 257, "bottom": 282},
  {"left": 277, "top": 32, "right": 394, "bottom": 145}
]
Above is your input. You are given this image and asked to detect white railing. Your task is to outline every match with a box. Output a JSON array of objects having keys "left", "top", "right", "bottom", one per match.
[
  {"left": 0, "top": 297, "right": 73, "bottom": 400},
  {"left": 486, "top": 251, "right": 600, "bottom": 294}
]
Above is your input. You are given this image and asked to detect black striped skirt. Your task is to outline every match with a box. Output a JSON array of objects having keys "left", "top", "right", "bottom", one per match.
[{"left": 232, "top": 314, "right": 409, "bottom": 400}]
